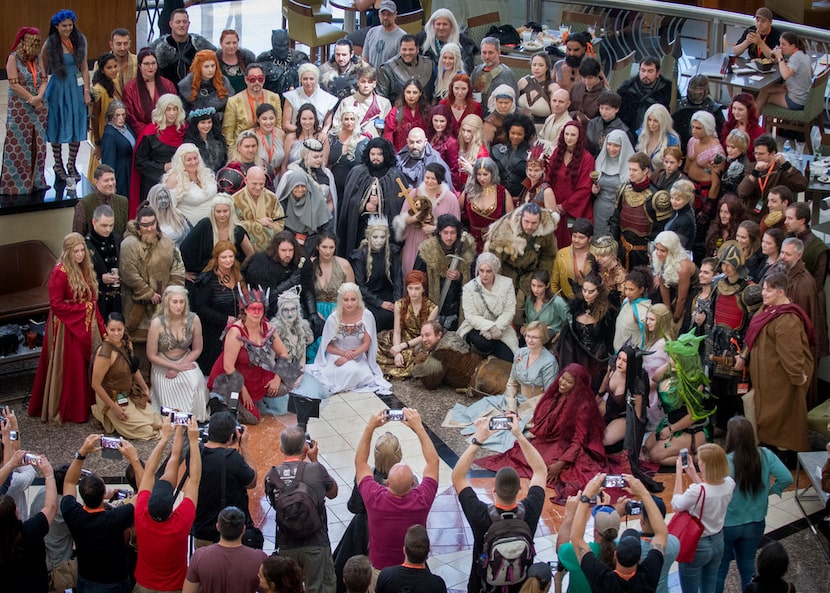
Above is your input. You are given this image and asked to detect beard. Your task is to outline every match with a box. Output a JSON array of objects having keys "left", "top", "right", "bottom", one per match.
[
  {"left": 564, "top": 54, "right": 582, "bottom": 68},
  {"left": 367, "top": 159, "right": 389, "bottom": 176},
  {"left": 140, "top": 232, "right": 159, "bottom": 246}
]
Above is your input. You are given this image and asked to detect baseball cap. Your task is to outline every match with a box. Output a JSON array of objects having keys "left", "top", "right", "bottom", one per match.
[
  {"left": 592, "top": 506, "right": 621, "bottom": 535},
  {"left": 147, "top": 479, "right": 175, "bottom": 522},
  {"left": 616, "top": 528, "right": 643, "bottom": 567},
  {"left": 526, "top": 562, "right": 552, "bottom": 588},
  {"left": 379, "top": 0, "right": 397, "bottom": 13},
  {"left": 755, "top": 8, "right": 773, "bottom": 20}
]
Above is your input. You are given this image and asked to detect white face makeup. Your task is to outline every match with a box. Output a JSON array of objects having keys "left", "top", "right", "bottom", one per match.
[{"left": 370, "top": 229, "right": 387, "bottom": 251}]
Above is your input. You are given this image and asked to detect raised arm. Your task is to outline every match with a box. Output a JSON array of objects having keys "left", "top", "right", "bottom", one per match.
[
  {"left": 452, "top": 417, "right": 492, "bottom": 494},
  {"left": 355, "top": 411, "right": 385, "bottom": 483},
  {"left": 405, "top": 408, "right": 439, "bottom": 483},
  {"left": 139, "top": 421, "right": 175, "bottom": 492},
  {"left": 183, "top": 417, "right": 203, "bottom": 503}
]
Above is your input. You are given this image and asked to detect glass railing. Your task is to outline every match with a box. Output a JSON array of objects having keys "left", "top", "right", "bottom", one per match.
[{"left": 538, "top": 1, "right": 830, "bottom": 74}]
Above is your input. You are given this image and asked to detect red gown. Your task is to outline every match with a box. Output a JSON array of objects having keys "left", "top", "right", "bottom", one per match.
[
  {"left": 548, "top": 149, "right": 595, "bottom": 248},
  {"left": 477, "top": 364, "right": 608, "bottom": 503},
  {"left": 29, "top": 265, "right": 105, "bottom": 424},
  {"left": 463, "top": 185, "right": 509, "bottom": 253},
  {"left": 207, "top": 321, "right": 277, "bottom": 421},
  {"left": 383, "top": 107, "right": 429, "bottom": 151}
]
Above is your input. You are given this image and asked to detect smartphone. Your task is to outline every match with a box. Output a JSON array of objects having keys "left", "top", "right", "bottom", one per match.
[
  {"left": 9, "top": 430, "right": 18, "bottom": 441},
  {"left": 101, "top": 436, "right": 122, "bottom": 460},
  {"left": 23, "top": 453, "right": 41, "bottom": 465},
  {"left": 489, "top": 416, "right": 512, "bottom": 431},
  {"left": 602, "top": 475, "right": 625, "bottom": 488},
  {"left": 229, "top": 391, "right": 240, "bottom": 414},
  {"left": 386, "top": 409, "right": 404, "bottom": 421},
  {"left": 172, "top": 412, "right": 192, "bottom": 426},
  {"left": 680, "top": 448, "right": 690, "bottom": 469},
  {"left": 548, "top": 560, "right": 559, "bottom": 574},
  {"left": 626, "top": 500, "right": 643, "bottom": 516}
]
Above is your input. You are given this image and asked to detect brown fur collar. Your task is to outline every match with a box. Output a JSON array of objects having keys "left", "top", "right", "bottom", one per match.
[{"left": 484, "top": 208, "right": 559, "bottom": 259}]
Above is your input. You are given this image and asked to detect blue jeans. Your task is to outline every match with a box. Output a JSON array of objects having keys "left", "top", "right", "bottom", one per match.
[
  {"left": 77, "top": 576, "right": 131, "bottom": 593},
  {"left": 679, "top": 531, "right": 724, "bottom": 593},
  {"left": 715, "top": 521, "right": 765, "bottom": 593}
]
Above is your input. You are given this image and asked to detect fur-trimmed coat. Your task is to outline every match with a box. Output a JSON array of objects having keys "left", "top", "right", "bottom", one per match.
[
  {"left": 409, "top": 331, "right": 482, "bottom": 390},
  {"left": 457, "top": 275, "right": 519, "bottom": 354},
  {"left": 119, "top": 221, "right": 186, "bottom": 341},
  {"left": 414, "top": 232, "right": 477, "bottom": 320},
  {"left": 484, "top": 207, "right": 559, "bottom": 296}
]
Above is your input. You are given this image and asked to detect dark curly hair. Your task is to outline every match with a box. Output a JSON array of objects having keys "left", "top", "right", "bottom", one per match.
[
  {"left": 547, "top": 120, "right": 588, "bottom": 190},
  {"left": 705, "top": 194, "right": 745, "bottom": 258},
  {"left": 260, "top": 555, "right": 304, "bottom": 593},
  {"left": 499, "top": 112, "right": 535, "bottom": 149}
]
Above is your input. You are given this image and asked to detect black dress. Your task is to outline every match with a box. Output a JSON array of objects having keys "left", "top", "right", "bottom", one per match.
[
  {"left": 350, "top": 244, "right": 402, "bottom": 331},
  {"left": 192, "top": 271, "right": 239, "bottom": 374}
]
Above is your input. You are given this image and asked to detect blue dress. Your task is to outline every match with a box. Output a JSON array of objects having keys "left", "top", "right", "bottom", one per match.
[{"left": 46, "top": 52, "right": 87, "bottom": 143}]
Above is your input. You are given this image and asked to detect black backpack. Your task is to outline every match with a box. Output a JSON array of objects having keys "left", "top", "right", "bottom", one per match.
[
  {"left": 478, "top": 503, "right": 535, "bottom": 592},
  {"left": 265, "top": 462, "right": 323, "bottom": 539}
]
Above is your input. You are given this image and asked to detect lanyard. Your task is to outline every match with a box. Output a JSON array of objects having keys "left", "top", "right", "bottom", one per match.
[
  {"left": 27, "top": 60, "right": 38, "bottom": 88},
  {"left": 258, "top": 129, "right": 275, "bottom": 163},
  {"left": 60, "top": 37, "right": 74, "bottom": 55},
  {"left": 757, "top": 160, "right": 777, "bottom": 195},
  {"left": 246, "top": 91, "right": 261, "bottom": 123}
]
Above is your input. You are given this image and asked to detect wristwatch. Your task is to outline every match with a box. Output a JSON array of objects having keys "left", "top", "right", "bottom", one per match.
[
  {"left": 580, "top": 494, "right": 593, "bottom": 504},
  {"left": 74, "top": 451, "right": 86, "bottom": 461},
  {"left": 471, "top": 437, "right": 483, "bottom": 447}
]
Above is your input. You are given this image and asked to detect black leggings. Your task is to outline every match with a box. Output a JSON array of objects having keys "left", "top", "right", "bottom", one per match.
[{"left": 465, "top": 330, "right": 514, "bottom": 362}]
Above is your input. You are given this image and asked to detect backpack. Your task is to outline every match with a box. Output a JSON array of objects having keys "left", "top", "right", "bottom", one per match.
[
  {"left": 265, "top": 462, "right": 323, "bottom": 539},
  {"left": 478, "top": 503, "right": 535, "bottom": 591}
]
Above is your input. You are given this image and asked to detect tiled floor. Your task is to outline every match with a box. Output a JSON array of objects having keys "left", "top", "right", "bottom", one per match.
[{"left": 238, "top": 389, "right": 829, "bottom": 593}]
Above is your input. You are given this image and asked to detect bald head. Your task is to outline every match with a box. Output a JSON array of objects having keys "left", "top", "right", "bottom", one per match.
[
  {"left": 406, "top": 127, "right": 427, "bottom": 159},
  {"left": 386, "top": 462, "right": 415, "bottom": 496},
  {"left": 551, "top": 89, "right": 571, "bottom": 116},
  {"left": 246, "top": 166, "right": 266, "bottom": 196}
]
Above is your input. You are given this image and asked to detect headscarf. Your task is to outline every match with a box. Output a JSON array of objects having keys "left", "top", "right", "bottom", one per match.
[
  {"left": 486, "top": 85, "right": 516, "bottom": 116},
  {"left": 594, "top": 129, "right": 635, "bottom": 183},
  {"left": 279, "top": 170, "right": 332, "bottom": 233}
]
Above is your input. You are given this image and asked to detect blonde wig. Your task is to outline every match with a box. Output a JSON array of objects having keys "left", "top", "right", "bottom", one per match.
[
  {"left": 60, "top": 232, "right": 98, "bottom": 303},
  {"left": 152, "top": 93, "right": 186, "bottom": 131}
]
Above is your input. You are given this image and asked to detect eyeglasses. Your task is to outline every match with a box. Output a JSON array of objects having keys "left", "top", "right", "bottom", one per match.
[
  {"left": 141, "top": 61, "right": 158, "bottom": 67},
  {"left": 246, "top": 75, "right": 265, "bottom": 83}
]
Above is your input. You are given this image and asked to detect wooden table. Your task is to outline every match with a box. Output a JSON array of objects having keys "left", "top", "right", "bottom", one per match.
[
  {"left": 695, "top": 54, "right": 782, "bottom": 92},
  {"left": 329, "top": 0, "right": 358, "bottom": 33},
  {"left": 794, "top": 451, "right": 830, "bottom": 561}
]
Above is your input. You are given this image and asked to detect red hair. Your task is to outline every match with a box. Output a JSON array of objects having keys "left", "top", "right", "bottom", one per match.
[
  {"left": 190, "top": 50, "right": 228, "bottom": 101},
  {"left": 446, "top": 73, "right": 472, "bottom": 105},
  {"left": 401, "top": 269, "right": 432, "bottom": 327},
  {"left": 720, "top": 93, "right": 761, "bottom": 144},
  {"left": 547, "top": 120, "right": 588, "bottom": 190}
]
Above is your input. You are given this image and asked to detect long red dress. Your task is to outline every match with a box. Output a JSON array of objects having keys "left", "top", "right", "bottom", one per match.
[
  {"left": 29, "top": 265, "right": 105, "bottom": 424},
  {"left": 383, "top": 106, "right": 429, "bottom": 151},
  {"left": 207, "top": 321, "right": 278, "bottom": 421},
  {"left": 548, "top": 149, "right": 595, "bottom": 248},
  {"left": 463, "top": 185, "right": 509, "bottom": 253},
  {"left": 477, "top": 363, "right": 608, "bottom": 503}
]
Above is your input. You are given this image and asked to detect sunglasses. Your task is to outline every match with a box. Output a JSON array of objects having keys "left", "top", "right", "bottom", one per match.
[{"left": 247, "top": 75, "right": 265, "bottom": 83}]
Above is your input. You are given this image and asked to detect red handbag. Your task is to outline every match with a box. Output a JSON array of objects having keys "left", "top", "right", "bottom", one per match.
[{"left": 667, "top": 485, "right": 706, "bottom": 562}]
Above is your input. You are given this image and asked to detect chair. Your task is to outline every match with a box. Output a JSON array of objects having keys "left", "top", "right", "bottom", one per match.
[
  {"left": 284, "top": 0, "right": 344, "bottom": 63},
  {"left": 609, "top": 50, "right": 635, "bottom": 91},
  {"left": 560, "top": 10, "right": 601, "bottom": 34},
  {"left": 500, "top": 55, "right": 532, "bottom": 80},
  {"left": 397, "top": 9, "right": 425, "bottom": 35},
  {"left": 762, "top": 67, "right": 830, "bottom": 153},
  {"left": 281, "top": 0, "right": 332, "bottom": 28},
  {"left": 466, "top": 12, "right": 500, "bottom": 49}
]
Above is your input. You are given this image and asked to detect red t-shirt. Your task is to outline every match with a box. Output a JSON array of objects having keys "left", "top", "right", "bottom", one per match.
[{"left": 134, "top": 489, "right": 196, "bottom": 590}]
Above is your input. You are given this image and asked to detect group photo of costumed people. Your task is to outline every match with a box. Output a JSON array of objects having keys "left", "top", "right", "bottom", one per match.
[{"left": 7, "top": 13, "right": 830, "bottom": 593}]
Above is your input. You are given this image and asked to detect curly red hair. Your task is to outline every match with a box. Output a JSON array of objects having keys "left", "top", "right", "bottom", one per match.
[
  {"left": 446, "top": 73, "right": 472, "bottom": 105},
  {"left": 189, "top": 49, "right": 228, "bottom": 101},
  {"left": 720, "top": 93, "right": 761, "bottom": 144}
]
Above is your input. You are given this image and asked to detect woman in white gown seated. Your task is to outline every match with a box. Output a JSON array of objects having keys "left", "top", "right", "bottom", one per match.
[
  {"left": 307, "top": 282, "right": 391, "bottom": 395},
  {"left": 146, "top": 286, "right": 209, "bottom": 421}
]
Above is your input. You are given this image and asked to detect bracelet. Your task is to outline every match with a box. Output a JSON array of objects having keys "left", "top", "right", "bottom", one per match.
[{"left": 45, "top": 475, "right": 55, "bottom": 480}]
